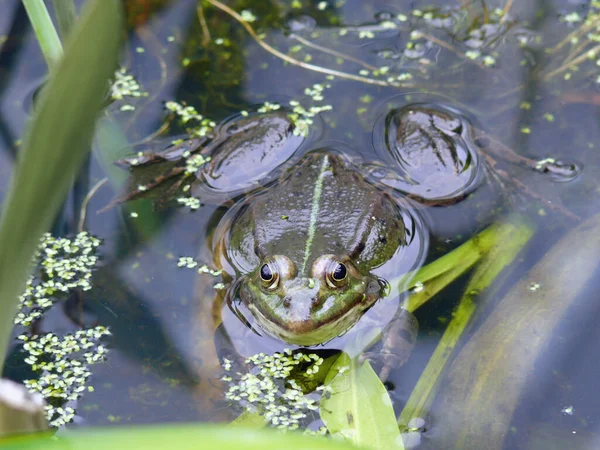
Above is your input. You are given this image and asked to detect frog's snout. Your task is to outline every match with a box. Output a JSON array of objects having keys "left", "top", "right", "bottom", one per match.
[{"left": 280, "top": 277, "right": 321, "bottom": 306}]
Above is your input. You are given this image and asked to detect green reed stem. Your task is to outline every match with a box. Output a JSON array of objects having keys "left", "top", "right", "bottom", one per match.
[
  {"left": 22, "top": 0, "right": 63, "bottom": 69},
  {"left": 390, "top": 220, "right": 525, "bottom": 313}
]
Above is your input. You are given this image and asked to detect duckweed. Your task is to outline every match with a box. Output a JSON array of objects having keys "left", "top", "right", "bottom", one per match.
[
  {"left": 13, "top": 232, "right": 109, "bottom": 428},
  {"left": 222, "top": 350, "right": 332, "bottom": 431}
]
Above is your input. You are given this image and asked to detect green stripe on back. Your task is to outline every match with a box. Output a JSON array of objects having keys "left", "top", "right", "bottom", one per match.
[{"left": 300, "top": 155, "right": 330, "bottom": 274}]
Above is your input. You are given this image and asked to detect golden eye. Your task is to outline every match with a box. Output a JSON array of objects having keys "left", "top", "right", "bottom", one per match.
[{"left": 312, "top": 255, "right": 350, "bottom": 289}]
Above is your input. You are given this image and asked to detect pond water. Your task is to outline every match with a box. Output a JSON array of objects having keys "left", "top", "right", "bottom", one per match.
[{"left": 1, "top": 0, "right": 600, "bottom": 448}]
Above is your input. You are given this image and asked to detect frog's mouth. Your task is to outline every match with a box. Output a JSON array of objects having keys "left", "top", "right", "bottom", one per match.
[
  {"left": 246, "top": 303, "right": 369, "bottom": 347},
  {"left": 238, "top": 277, "right": 381, "bottom": 347}
]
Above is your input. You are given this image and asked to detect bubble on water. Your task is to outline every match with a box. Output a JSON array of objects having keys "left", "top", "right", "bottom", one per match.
[{"left": 285, "top": 15, "right": 317, "bottom": 34}]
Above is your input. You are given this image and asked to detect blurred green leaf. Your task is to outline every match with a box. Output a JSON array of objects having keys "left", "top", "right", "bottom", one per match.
[
  {"left": 229, "top": 410, "right": 267, "bottom": 428},
  {"left": 432, "top": 212, "right": 600, "bottom": 450},
  {"left": 0, "top": 425, "right": 359, "bottom": 450},
  {"left": 321, "top": 353, "right": 403, "bottom": 450},
  {"left": 0, "top": 0, "right": 122, "bottom": 370}
]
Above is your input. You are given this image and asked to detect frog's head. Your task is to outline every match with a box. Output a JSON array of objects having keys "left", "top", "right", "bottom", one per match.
[{"left": 238, "top": 254, "right": 383, "bottom": 346}]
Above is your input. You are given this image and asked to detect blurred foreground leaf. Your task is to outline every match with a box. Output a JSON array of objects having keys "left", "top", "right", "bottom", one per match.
[
  {"left": 0, "top": 0, "right": 122, "bottom": 370},
  {"left": 432, "top": 212, "right": 600, "bottom": 449},
  {"left": 0, "top": 424, "right": 358, "bottom": 450},
  {"left": 321, "top": 352, "right": 403, "bottom": 450}
]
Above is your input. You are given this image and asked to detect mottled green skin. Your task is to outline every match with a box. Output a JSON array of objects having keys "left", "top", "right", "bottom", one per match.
[{"left": 226, "top": 151, "right": 408, "bottom": 346}]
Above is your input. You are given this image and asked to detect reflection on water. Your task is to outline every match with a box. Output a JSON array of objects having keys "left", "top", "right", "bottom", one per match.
[{"left": 1, "top": 0, "right": 600, "bottom": 447}]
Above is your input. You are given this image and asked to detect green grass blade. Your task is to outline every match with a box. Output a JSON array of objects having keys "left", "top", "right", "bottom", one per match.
[
  {"left": 0, "top": 0, "right": 122, "bottom": 371},
  {"left": 22, "top": 0, "right": 63, "bottom": 68}
]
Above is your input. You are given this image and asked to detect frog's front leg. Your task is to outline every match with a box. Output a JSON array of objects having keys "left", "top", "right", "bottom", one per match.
[
  {"left": 114, "top": 136, "right": 209, "bottom": 168},
  {"left": 362, "top": 308, "right": 418, "bottom": 381}
]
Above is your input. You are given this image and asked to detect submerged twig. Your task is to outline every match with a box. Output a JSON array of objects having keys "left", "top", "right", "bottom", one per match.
[
  {"left": 197, "top": 4, "right": 211, "bottom": 47},
  {"left": 203, "top": 0, "right": 414, "bottom": 88},
  {"left": 543, "top": 44, "right": 600, "bottom": 80},
  {"left": 78, "top": 178, "right": 108, "bottom": 232},
  {"left": 501, "top": 0, "right": 513, "bottom": 22},
  {"left": 548, "top": 17, "right": 600, "bottom": 54}
]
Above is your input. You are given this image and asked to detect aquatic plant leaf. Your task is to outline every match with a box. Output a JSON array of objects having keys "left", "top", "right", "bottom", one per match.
[
  {"left": 0, "top": 0, "right": 122, "bottom": 369},
  {"left": 431, "top": 211, "right": 600, "bottom": 450},
  {"left": 321, "top": 352, "right": 403, "bottom": 450},
  {"left": 0, "top": 424, "right": 358, "bottom": 449}
]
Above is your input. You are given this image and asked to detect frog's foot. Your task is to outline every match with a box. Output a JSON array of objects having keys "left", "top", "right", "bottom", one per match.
[
  {"left": 474, "top": 130, "right": 582, "bottom": 182},
  {"left": 480, "top": 152, "right": 581, "bottom": 221},
  {"left": 361, "top": 308, "right": 418, "bottom": 381}
]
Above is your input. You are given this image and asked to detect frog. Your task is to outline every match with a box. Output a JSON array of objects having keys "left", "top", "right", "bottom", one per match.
[
  {"left": 110, "top": 102, "right": 577, "bottom": 378},
  {"left": 211, "top": 148, "right": 427, "bottom": 361}
]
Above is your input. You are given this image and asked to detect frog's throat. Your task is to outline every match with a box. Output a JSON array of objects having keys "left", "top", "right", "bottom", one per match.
[{"left": 300, "top": 155, "right": 330, "bottom": 275}]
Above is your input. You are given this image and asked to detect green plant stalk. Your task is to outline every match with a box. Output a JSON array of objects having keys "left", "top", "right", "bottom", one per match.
[
  {"left": 0, "top": 0, "right": 122, "bottom": 372},
  {"left": 22, "top": 0, "right": 63, "bottom": 68},
  {"left": 333, "top": 220, "right": 529, "bottom": 363},
  {"left": 389, "top": 220, "right": 519, "bottom": 313},
  {"left": 52, "top": 0, "right": 76, "bottom": 40},
  {"left": 398, "top": 218, "right": 534, "bottom": 427}
]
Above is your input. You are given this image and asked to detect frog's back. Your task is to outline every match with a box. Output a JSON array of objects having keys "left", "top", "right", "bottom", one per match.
[{"left": 229, "top": 151, "right": 407, "bottom": 276}]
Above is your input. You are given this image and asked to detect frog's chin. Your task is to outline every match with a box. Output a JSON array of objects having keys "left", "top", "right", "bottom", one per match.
[{"left": 247, "top": 303, "right": 368, "bottom": 347}]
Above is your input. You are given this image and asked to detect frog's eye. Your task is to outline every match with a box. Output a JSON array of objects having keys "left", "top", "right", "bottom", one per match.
[
  {"left": 326, "top": 262, "right": 348, "bottom": 288},
  {"left": 332, "top": 263, "right": 347, "bottom": 281},
  {"left": 260, "top": 263, "right": 279, "bottom": 289},
  {"left": 260, "top": 263, "right": 273, "bottom": 281},
  {"left": 259, "top": 256, "right": 297, "bottom": 290},
  {"left": 312, "top": 255, "right": 350, "bottom": 289}
]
